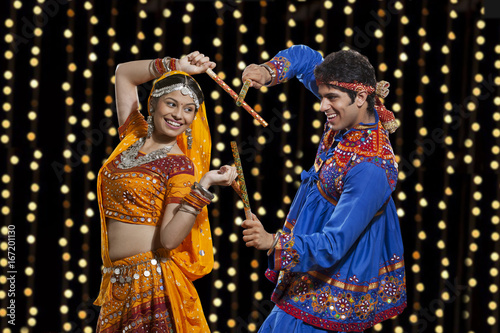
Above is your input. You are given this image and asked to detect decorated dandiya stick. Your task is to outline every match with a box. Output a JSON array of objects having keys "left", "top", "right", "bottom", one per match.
[
  {"left": 206, "top": 69, "right": 268, "bottom": 127},
  {"left": 230, "top": 141, "right": 253, "bottom": 220},
  {"left": 236, "top": 79, "right": 252, "bottom": 106}
]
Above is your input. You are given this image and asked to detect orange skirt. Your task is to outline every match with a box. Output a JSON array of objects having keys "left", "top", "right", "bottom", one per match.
[{"left": 96, "top": 250, "right": 176, "bottom": 333}]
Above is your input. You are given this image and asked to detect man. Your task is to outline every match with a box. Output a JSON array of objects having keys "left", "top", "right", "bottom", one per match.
[{"left": 241, "top": 45, "right": 406, "bottom": 332}]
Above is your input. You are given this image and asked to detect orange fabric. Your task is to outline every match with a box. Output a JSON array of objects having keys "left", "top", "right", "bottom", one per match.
[
  {"left": 95, "top": 71, "right": 213, "bottom": 333},
  {"left": 101, "top": 149, "right": 195, "bottom": 226},
  {"left": 96, "top": 250, "right": 177, "bottom": 333}
]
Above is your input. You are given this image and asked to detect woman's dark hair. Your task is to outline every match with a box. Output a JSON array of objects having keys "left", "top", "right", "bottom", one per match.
[
  {"left": 150, "top": 74, "right": 204, "bottom": 109},
  {"left": 314, "top": 50, "right": 377, "bottom": 113}
]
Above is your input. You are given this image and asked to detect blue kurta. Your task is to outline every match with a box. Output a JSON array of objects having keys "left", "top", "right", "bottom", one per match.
[{"left": 260, "top": 45, "right": 406, "bottom": 332}]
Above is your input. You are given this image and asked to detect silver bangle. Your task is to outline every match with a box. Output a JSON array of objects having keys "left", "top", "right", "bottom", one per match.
[
  {"left": 162, "top": 56, "right": 172, "bottom": 72},
  {"left": 149, "top": 60, "right": 160, "bottom": 77},
  {"left": 267, "top": 231, "right": 282, "bottom": 256},
  {"left": 192, "top": 182, "right": 214, "bottom": 200},
  {"left": 260, "top": 63, "right": 276, "bottom": 85}
]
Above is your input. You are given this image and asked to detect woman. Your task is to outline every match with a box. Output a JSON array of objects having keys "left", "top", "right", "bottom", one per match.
[{"left": 94, "top": 52, "right": 237, "bottom": 332}]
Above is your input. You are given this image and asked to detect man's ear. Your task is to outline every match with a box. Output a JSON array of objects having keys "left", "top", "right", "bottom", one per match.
[{"left": 356, "top": 91, "right": 368, "bottom": 107}]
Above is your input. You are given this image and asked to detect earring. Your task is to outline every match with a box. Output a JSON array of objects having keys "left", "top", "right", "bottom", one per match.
[
  {"left": 186, "top": 127, "right": 192, "bottom": 149},
  {"left": 147, "top": 115, "right": 154, "bottom": 138}
]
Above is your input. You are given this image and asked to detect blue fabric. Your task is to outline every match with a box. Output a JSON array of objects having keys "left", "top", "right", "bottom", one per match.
[
  {"left": 268, "top": 44, "right": 323, "bottom": 97},
  {"left": 262, "top": 45, "right": 406, "bottom": 332},
  {"left": 259, "top": 306, "right": 348, "bottom": 333}
]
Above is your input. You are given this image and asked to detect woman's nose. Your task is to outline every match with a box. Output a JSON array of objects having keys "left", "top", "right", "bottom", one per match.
[{"left": 171, "top": 106, "right": 182, "bottom": 118}]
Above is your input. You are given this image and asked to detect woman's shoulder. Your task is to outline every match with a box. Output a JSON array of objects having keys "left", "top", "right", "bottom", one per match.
[{"left": 163, "top": 154, "right": 195, "bottom": 177}]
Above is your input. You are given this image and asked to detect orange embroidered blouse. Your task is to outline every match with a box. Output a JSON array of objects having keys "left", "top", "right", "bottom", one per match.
[
  {"left": 101, "top": 152, "right": 196, "bottom": 226},
  {"left": 100, "top": 109, "right": 196, "bottom": 226}
]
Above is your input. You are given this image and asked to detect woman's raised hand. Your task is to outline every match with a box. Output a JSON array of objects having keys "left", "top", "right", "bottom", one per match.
[
  {"left": 177, "top": 51, "right": 216, "bottom": 75},
  {"left": 199, "top": 165, "right": 238, "bottom": 189}
]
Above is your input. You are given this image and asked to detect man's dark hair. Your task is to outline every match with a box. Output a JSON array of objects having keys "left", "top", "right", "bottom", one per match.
[{"left": 314, "top": 49, "right": 377, "bottom": 113}]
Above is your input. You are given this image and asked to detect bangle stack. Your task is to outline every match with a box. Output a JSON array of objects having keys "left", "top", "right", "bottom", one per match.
[
  {"left": 267, "top": 231, "right": 282, "bottom": 256},
  {"left": 149, "top": 57, "right": 178, "bottom": 78},
  {"left": 178, "top": 186, "right": 212, "bottom": 217}
]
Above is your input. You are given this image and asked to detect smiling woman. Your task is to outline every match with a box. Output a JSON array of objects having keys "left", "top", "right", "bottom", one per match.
[{"left": 93, "top": 53, "right": 238, "bottom": 332}]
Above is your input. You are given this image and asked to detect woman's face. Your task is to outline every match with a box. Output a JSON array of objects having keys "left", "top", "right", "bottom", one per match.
[{"left": 152, "top": 89, "right": 197, "bottom": 139}]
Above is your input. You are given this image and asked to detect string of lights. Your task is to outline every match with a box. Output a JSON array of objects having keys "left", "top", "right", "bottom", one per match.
[
  {"left": 207, "top": 3, "right": 225, "bottom": 332},
  {"left": 246, "top": 2, "right": 269, "bottom": 331},
  {"left": 462, "top": 10, "right": 484, "bottom": 331},
  {"left": 24, "top": 0, "right": 44, "bottom": 330},
  {"left": 228, "top": 4, "right": 244, "bottom": 331},
  {"left": 389, "top": 3, "right": 405, "bottom": 331},
  {"left": 410, "top": 1, "right": 429, "bottom": 332},
  {"left": 492, "top": 40, "right": 500, "bottom": 330},
  {"left": 76, "top": 1, "right": 97, "bottom": 332},
  {"left": 434, "top": 0, "right": 456, "bottom": 331},
  {"left": 58, "top": 0, "right": 77, "bottom": 330},
  {"left": 0, "top": 0, "right": 18, "bottom": 331}
]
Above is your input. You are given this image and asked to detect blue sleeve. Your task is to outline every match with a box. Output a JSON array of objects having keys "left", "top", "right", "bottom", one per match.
[
  {"left": 271, "top": 162, "right": 392, "bottom": 272},
  {"left": 264, "top": 44, "right": 323, "bottom": 98}
]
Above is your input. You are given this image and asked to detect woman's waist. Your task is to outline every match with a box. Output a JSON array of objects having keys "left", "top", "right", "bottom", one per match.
[{"left": 107, "top": 218, "right": 162, "bottom": 261}]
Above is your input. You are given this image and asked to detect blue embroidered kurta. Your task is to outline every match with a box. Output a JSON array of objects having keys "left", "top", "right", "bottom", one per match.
[{"left": 262, "top": 45, "right": 406, "bottom": 332}]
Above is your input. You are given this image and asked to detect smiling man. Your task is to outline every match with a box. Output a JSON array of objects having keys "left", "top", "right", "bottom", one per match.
[{"left": 241, "top": 45, "right": 406, "bottom": 332}]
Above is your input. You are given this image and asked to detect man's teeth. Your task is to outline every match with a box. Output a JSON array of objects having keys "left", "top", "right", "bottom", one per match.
[
  {"left": 166, "top": 119, "right": 181, "bottom": 127},
  {"left": 326, "top": 113, "right": 337, "bottom": 119}
]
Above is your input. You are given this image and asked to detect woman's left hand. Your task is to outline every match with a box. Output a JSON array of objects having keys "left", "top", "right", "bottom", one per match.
[
  {"left": 199, "top": 165, "right": 238, "bottom": 188},
  {"left": 177, "top": 51, "right": 216, "bottom": 74}
]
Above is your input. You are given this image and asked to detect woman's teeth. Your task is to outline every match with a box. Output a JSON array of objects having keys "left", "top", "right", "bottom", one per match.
[{"left": 165, "top": 119, "right": 181, "bottom": 127}]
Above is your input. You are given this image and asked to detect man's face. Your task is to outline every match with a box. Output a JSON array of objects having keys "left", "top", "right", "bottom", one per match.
[{"left": 318, "top": 84, "right": 367, "bottom": 131}]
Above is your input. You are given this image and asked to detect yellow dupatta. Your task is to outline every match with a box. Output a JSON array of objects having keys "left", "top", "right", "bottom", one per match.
[{"left": 95, "top": 71, "right": 213, "bottom": 332}]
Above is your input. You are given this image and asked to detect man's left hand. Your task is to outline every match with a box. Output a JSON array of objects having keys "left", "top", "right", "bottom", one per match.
[{"left": 242, "top": 214, "right": 274, "bottom": 250}]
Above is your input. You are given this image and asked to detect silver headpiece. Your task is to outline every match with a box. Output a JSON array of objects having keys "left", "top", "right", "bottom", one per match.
[{"left": 151, "top": 76, "right": 200, "bottom": 110}]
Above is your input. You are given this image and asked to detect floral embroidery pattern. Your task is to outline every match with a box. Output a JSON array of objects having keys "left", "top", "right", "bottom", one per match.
[
  {"left": 331, "top": 292, "right": 355, "bottom": 320},
  {"left": 271, "top": 263, "right": 406, "bottom": 331},
  {"left": 277, "top": 233, "right": 300, "bottom": 270},
  {"left": 268, "top": 56, "right": 291, "bottom": 84},
  {"left": 378, "top": 275, "right": 404, "bottom": 305},
  {"left": 354, "top": 293, "right": 378, "bottom": 320}
]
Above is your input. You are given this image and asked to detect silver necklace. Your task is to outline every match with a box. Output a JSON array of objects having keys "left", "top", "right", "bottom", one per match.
[{"left": 117, "top": 137, "right": 175, "bottom": 169}]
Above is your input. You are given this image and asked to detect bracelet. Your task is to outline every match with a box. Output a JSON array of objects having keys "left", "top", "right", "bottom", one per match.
[
  {"left": 149, "top": 60, "right": 160, "bottom": 77},
  {"left": 170, "top": 58, "right": 177, "bottom": 71},
  {"left": 162, "top": 57, "right": 171, "bottom": 72},
  {"left": 149, "top": 57, "right": 174, "bottom": 78},
  {"left": 182, "top": 189, "right": 211, "bottom": 211},
  {"left": 260, "top": 63, "right": 276, "bottom": 86},
  {"left": 266, "top": 231, "right": 282, "bottom": 256},
  {"left": 192, "top": 182, "right": 215, "bottom": 200}
]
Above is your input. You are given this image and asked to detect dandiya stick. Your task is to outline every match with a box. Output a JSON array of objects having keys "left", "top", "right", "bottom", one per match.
[
  {"left": 206, "top": 68, "right": 268, "bottom": 127},
  {"left": 230, "top": 141, "right": 253, "bottom": 220},
  {"left": 236, "top": 79, "right": 251, "bottom": 106}
]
